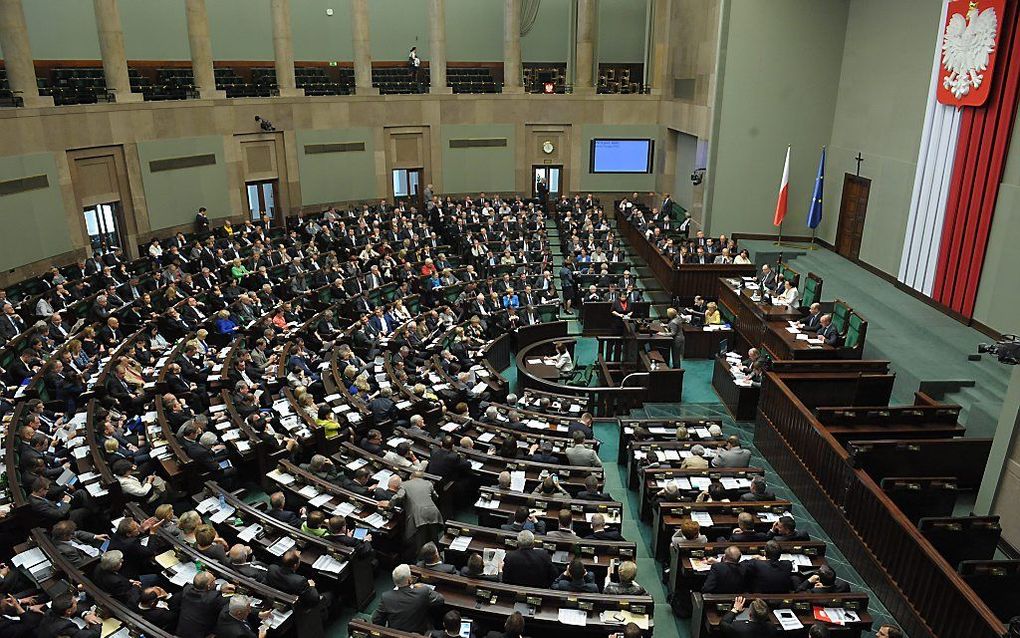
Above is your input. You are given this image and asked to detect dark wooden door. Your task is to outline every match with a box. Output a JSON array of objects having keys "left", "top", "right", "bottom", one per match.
[{"left": 836, "top": 174, "right": 870, "bottom": 260}]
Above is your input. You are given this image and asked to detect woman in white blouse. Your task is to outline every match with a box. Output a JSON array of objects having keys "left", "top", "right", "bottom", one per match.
[
  {"left": 554, "top": 342, "right": 574, "bottom": 375},
  {"left": 778, "top": 280, "right": 800, "bottom": 307}
]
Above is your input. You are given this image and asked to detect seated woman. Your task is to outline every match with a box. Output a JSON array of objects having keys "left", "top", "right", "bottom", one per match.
[
  {"left": 460, "top": 552, "right": 500, "bottom": 582},
  {"left": 215, "top": 309, "right": 238, "bottom": 335},
  {"left": 551, "top": 558, "right": 599, "bottom": 593},
  {"left": 778, "top": 279, "right": 800, "bottom": 307},
  {"left": 553, "top": 341, "right": 574, "bottom": 377},
  {"left": 734, "top": 249, "right": 752, "bottom": 264},
  {"left": 704, "top": 302, "right": 723, "bottom": 325},
  {"left": 230, "top": 258, "right": 250, "bottom": 282},
  {"left": 604, "top": 560, "right": 647, "bottom": 595},
  {"left": 671, "top": 519, "right": 709, "bottom": 546}
]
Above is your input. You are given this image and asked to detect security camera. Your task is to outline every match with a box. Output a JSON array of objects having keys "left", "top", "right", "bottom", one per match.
[
  {"left": 691, "top": 168, "right": 705, "bottom": 186},
  {"left": 254, "top": 115, "right": 276, "bottom": 132}
]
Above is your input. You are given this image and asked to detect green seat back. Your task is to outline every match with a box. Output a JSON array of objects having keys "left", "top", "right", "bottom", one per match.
[
  {"left": 832, "top": 301, "right": 851, "bottom": 333},
  {"left": 844, "top": 313, "right": 864, "bottom": 349},
  {"left": 803, "top": 278, "right": 819, "bottom": 307}
]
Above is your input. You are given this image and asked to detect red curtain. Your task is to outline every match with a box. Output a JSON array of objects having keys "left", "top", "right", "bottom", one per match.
[{"left": 933, "top": 0, "right": 1020, "bottom": 317}]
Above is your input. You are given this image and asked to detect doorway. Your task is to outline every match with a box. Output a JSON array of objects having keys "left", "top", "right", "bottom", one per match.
[
  {"left": 82, "top": 202, "right": 123, "bottom": 253},
  {"left": 392, "top": 168, "right": 423, "bottom": 210},
  {"left": 533, "top": 165, "right": 562, "bottom": 200},
  {"left": 836, "top": 174, "right": 870, "bottom": 261},
  {"left": 246, "top": 180, "right": 279, "bottom": 223}
]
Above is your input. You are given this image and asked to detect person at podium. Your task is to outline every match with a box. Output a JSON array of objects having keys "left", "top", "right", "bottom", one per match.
[{"left": 611, "top": 295, "right": 633, "bottom": 333}]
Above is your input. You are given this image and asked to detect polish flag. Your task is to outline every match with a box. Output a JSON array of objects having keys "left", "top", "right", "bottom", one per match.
[{"left": 774, "top": 146, "right": 790, "bottom": 227}]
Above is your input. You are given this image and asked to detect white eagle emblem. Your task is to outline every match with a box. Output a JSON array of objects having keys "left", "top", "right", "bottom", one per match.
[{"left": 941, "top": 2, "right": 998, "bottom": 98}]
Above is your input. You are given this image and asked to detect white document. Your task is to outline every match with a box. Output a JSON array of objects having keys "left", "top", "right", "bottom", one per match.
[
  {"left": 477, "top": 432, "right": 496, "bottom": 443},
  {"left": 312, "top": 553, "right": 346, "bottom": 574},
  {"left": 363, "top": 512, "right": 387, "bottom": 529},
  {"left": 266, "top": 536, "right": 297, "bottom": 556},
  {"left": 773, "top": 609, "right": 804, "bottom": 631},
  {"left": 448, "top": 535, "right": 473, "bottom": 552},
  {"left": 209, "top": 505, "right": 236, "bottom": 524},
  {"left": 509, "top": 471, "right": 527, "bottom": 493},
  {"left": 558, "top": 609, "right": 588, "bottom": 627},
  {"left": 690, "top": 511, "right": 714, "bottom": 527},
  {"left": 690, "top": 477, "right": 712, "bottom": 490},
  {"left": 298, "top": 485, "right": 319, "bottom": 499},
  {"left": 308, "top": 493, "right": 333, "bottom": 507},
  {"left": 168, "top": 561, "right": 199, "bottom": 586},
  {"left": 372, "top": 469, "right": 394, "bottom": 484},
  {"left": 332, "top": 502, "right": 357, "bottom": 517},
  {"left": 238, "top": 524, "right": 263, "bottom": 542}
]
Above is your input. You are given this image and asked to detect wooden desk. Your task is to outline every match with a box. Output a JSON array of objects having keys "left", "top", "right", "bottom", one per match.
[
  {"left": 651, "top": 501, "right": 792, "bottom": 561},
  {"left": 670, "top": 540, "right": 829, "bottom": 608},
  {"left": 763, "top": 320, "right": 839, "bottom": 360},
  {"left": 438, "top": 520, "right": 637, "bottom": 582},
  {"left": 410, "top": 566, "right": 656, "bottom": 637},
  {"left": 616, "top": 418, "right": 724, "bottom": 464},
  {"left": 637, "top": 467, "right": 766, "bottom": 521},
  {"left": 625, "top": 440, "right": 728, "bottom": 489},
  {"left": 718, "top": 278, "right": 801, "bottom": 350},
  {"left": 475, "top": 486, "right": 623, "bottom": 536},
  {"left": 711, "top": 356, "right": 760, "bottom": 421},
  {"left": 693, "top": 592, "right": 872, "bottom": 638}
]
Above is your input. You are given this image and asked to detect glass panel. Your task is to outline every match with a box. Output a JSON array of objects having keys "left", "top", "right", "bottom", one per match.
[
  {"left": 409, "top": 170, "right": 420, "bottom": 196},
  {"left": 549, "top": 168, "right": 560, "bottom": 194},
  {"left": 392, "top": 170, "right": 409, "bottom": 197},
  {"left": 247, "top": 184, "right": 260, "bottom": 220},
  {"left": 83, "top": 208, "right": 99, "bottom": 236},
  {"left": 262, "top": 183, "right": 275, "bottom": 218}
]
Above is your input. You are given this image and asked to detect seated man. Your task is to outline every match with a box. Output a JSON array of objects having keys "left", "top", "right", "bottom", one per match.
[
  {"left": 416, "top": 542, "right": 457, "bottom": 574},
  {"left": 712, "top": 435, "right": 751, "bottom": 468},
  {"left": 742, "top": 541, "right": 795, "bottom": 594},
  {"left": 703, "top": 546, "right": 746, "bottom": 594},
  {"left": 768, "top": 515, "right": 809, "bottom": 542},
  {"left": 502, "top": 530, "right": 558, "bottom": 588},
  {"left": 551, "top": 558, "right": 598, "bottom": 593},
  {"left": 740, "top": 477, "right": 776, "bottom": 502},
  {"left": 371, "top": 564, "right": 445, "bottom": 634},
  {"left": 796, "top": 564, "right": 850, "bottom": 593},
  {"left": 500, "top": 506, "right": 547, "bottom": 535},
  {"left": 576, "top": 474, "right": 612, "bottom": 501},
  {"left": 585, "top": 513, "right": 623, "bottom": 541},
  {"left": 724, "top": 512, "right": 769, "bottom": 543},
  {"left": 720, "top": 596, "right": 778, "bottom": 638}
]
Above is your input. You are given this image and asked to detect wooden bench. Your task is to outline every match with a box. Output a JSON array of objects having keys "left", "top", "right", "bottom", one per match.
[
  {"left": 847, "top": 438, "right": 993, "bottom": 490},
  {"left": 918, "top": 516, "right": 1001, "bottom": 567},
  {"left": 880, "top": 476, "right": 958, "bottom": 523},
  {"left": 692, "top": 592, "right": 872, "bottom": 638},
  {"left": 651, "top": 500, "right": 792, "bottom": 562}
]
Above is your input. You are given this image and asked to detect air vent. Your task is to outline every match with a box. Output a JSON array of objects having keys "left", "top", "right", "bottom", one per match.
[
  {"left": 0, "top": 174, "right": 49, "bottom": 197},
  {"left": 148, "top": 154, "right": 217, "bottom": 172},
  {"left": 449, "top": 138, "right": 508, "bottom": 149},
  {"left": 304, "top": 142, "right": 366, "bottom": 154},
  {"left": 673, "top": 78, "right": 696, "bottom": 100}
]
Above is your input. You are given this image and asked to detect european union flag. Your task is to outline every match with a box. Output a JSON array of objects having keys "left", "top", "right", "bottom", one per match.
[{"left": 807, "top": 146, "right": 825, "bottom": 229}]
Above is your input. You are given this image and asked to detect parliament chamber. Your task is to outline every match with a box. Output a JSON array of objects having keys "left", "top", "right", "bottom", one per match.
[{"left": 2, "top": 2, "right": 1020, "bottom": 638}]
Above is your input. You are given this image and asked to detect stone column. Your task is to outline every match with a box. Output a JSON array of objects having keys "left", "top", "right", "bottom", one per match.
[
  {"left": 93, "top": 0, "right": 141, "bottom": 102},
  {"left": 184, "top": 0, "right": 224, "bottom": 99},
  {"left": 350, "top": 0, "right": 377, "bottom": 95},
  {"left": 574, "top": 0, "right": 596, "bottom": 94},
  {"left": 503, "top": 0, "right": 523, "bottom": 93},
  {"left": 270, "top": 0, "right": 303, "bottom": 97},
  {"left": 428, "top": 0, "right": 452, "bottom": 94},
  {"left": 0, "top": 0, "right": 51, "bottom": 107},
  {"left": 647, "top": 0, "right": 671, "bottom": 95}
]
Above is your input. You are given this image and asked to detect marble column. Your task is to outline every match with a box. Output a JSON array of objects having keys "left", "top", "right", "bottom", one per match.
[
  {"left": 270, "top": 0, "right": 303, "bottom": 97},
  {"left": 0, "top": 0, "right": 51, "bottom": 107},
  {"left": 574, "top": 0, "right": 596, "bottom": 95},
  {"left": 350, "top": 0, "right": 378, "bottom": 95},
  {"left": 503, "top": 0, "right": 523, "bottom": 93},
  {"left": 428, "top": 0, "right": 452, "bottom": 94},
  {"left": 93, "top": 0, "right": 141, "bottom": 102},
  {"left": 184, "top": 0, "right": 224, "bottom": 99}
]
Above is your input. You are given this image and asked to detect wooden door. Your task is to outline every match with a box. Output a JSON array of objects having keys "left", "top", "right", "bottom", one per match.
[{"left": 836, "top": 174, "right": 870, "bottom": 260}]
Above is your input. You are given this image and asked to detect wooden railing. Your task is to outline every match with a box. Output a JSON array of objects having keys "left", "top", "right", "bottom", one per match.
[{"left": 755, "top": 372, "right": 1006, "bottom": 638}]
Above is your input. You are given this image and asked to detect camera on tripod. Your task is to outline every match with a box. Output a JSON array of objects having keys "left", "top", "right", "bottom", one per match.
[{"left": 978, "top": 335, "right": 1020, "bottom": 365}]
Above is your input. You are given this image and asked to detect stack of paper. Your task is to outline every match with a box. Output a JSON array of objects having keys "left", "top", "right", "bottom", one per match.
[
  {"left": 690, "top": 511, "right": 715, "bottom": 526},
  {"left": 558, "top": 609, "right": 587, "bottom": 626},
  {"left": 509, "top": 471, "right": 526, "bottom": 493},
  {"left": 448, "top": 536, "right": 473, "bottom": 552},
  {"left": 312, "top": 554, "right": 346, "bottom": 574},
  {"left": 266, "top": 536, "right": 297, "bottom": 556}
]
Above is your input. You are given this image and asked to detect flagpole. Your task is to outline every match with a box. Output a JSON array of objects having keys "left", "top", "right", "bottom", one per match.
[{"left": 776, "top": 219, "right": 784, "bottom": 247}]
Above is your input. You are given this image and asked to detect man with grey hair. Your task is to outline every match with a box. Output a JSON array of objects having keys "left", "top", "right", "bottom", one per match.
[
  {"left": 741, "top": 476, "right": 777, "bottom": 502},
  {"left": 372, "top": 563, "right": 445, "bottom": 633},
  {"left": 216, "top": 594, "right": 271, "bottom": 638},
  {"left": 681, "top": 444, "right": 709, "bottom": 469},
  {"left": 503, "top": 529, "right": 557, "bottom": 588},
  {"left": 92, "top": 549, "right": 143, "bottom": 604}
]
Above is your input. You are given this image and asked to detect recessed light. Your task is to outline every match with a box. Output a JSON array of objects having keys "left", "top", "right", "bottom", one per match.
[{"left": 326, "top": 8, "right": 334, "bottom": 16}]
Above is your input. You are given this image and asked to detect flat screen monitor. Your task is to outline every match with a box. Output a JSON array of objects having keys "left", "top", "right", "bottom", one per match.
[{"left": 590, "top": 138, "right": 654, "bottom": 173}]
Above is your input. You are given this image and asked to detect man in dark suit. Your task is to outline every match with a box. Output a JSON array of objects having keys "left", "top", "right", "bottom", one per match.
[
  {"left": 195, "top": 207, "right": 210, "bottom": 232},
  {"left": 742, "top": 541, "right": 795, "bottom": 594},
  {"left": 740, "top": 477, "right": 777, "bottom": 502},
  {"left": 502, "top": 530, "right": 558, "bottom": 588},
  {"left": 726, "top": 512, "right": 770, "bottom": 543},
  {"left": 719, "top": 596, "right": 778, "bottom": 638},
  {"left": 817, "top": 314, "right": 842, "bottom": 347},
  {"left": 368, "top": 387, "right": 398, "bottom": 425},
  {"left": 500, "top": 506, "right": 547, "bottom": 535},
  {"left": 665, "top": 307, "right": 687, "bottom": 368},
  {"left": 795, "top": 564, "right": 850, "bottom": 594},
  {"left": 527, "top": 440, "right": 559, "bottom": 464},
  {"left": 266, "top": 492, "right": 302, "bottom": 526},
  {"left": 576, "top": 474, "right": 613, "bottom": 501},
  {"left": 426, "top": 436, "right": 471, "bottom": 482},
  {"left": 265, "top": 549, "right": 327, "bottom": 611},
  {"left": 703, "top": 546, "right": 746, "bottom": 594},
  {"left": 0, "top": 595, "right": 44, "bottom": 638},
  {"left": 416, "top": 542, "right": 458, "bottom": 574},
  {"left": 372, "top": 563, "right": 445, "bottom": 633},
  {"left": 36, "top": 594, "right": 102, "bottom": 638},
  {"left": 136, "top": 587, "right": 178, "bottom": 631},
  {"left": 0, "top": 303, "right": 26, "bottom": 340},
  {"left": 428, "top": 610, "right": 464, "bottom": 638},
  {"left": 798, "top": 303, "right": 822, "bottom": 332},
  {"left": 215, "top": 595, "right": 269, "bottom": 638},
  {"left": 176, "top": 571, "right": 230, "bottom": 638},
  {"left": 768, "top": 515, "right": 809, "bottom": 542},
  {"left": 585, "top": 513, "right": 623, "bottom": 540}
]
